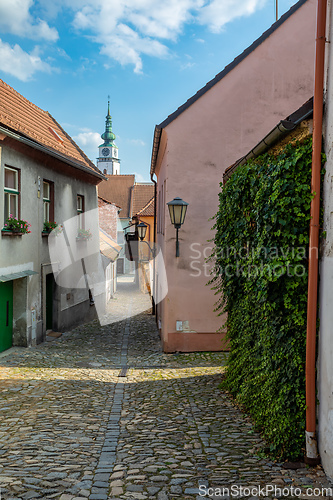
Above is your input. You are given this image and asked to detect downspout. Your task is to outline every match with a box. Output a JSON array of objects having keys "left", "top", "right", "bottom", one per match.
[
  {"left": 151, "top": 173, "right": 157, "bottom": 316},
  {"left": 305, "top": 0, "right": 327, "bottom": 465}
]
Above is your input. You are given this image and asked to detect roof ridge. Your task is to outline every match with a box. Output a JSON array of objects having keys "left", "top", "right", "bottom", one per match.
[
  {"left": 47, "top": 111, "right": 100, "bottom": 173},
  {"left": 98, "top": 195, "right": 121, "bottom": 208},
  {"left": 137, "top": 196, "right": 154, "bottom": 215},
  {"left": 157, "top": 0, "right": 308, "bottom": 130},
  {"left": 105, "top": 173, "right": 135, "bottom": 177}
]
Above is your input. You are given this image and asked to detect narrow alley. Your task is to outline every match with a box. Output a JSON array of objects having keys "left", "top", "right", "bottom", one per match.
[{"left": 0, "top": 284, "right": 331, "bottom": 500}]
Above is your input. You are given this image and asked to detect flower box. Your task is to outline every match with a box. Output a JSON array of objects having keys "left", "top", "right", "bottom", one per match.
[
  {"left": 76, "top": 228, "right": 92, "bottom": 241},
  {"left": 3, "top": 215, "right": 31, "bottom": 234},
  {"left": 2, "top": 229, "right": 24, "bottom": 236}
]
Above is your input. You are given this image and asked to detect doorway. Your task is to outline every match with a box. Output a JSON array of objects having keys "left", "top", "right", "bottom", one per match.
[
  {"left": 0, "top": 281, "right": 13, "bottom": 352},
  {"left": 117, "top": 258, "right": 124, "bottom": 274},
  {"left": 46, "top": 273, "right": 54, "bottom": 330}
]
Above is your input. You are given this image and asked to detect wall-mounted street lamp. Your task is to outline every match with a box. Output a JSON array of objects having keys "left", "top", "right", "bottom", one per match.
[
  {"left": 167, "top": 197, "right": 188, "bottom": 257},
  {"left": 137, "top": 221, "right": 148, "bottom": 242},
  {"left": 137, "top": 221, "right": 156, "bottom": 258},
  {"left": 136, "top": 221, "right": 156, "bottom": 314}
]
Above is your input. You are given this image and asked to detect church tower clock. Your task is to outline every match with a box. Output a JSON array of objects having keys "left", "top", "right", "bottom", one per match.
[{"left": 97, "top": 99, "right": 120, "bottom": 175}]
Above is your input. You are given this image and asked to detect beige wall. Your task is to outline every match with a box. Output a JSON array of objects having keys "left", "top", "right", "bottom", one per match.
[{"left": 155, "top": 0, "right": 316, "bottom": 352}]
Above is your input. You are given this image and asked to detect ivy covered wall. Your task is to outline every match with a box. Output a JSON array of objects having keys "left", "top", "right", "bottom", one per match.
[{"left": 211, "top": 136, "right": 320, "bottom": 459}]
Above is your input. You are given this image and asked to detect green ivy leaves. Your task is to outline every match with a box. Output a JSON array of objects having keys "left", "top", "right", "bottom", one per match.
[{"left": 211, "top": 137, "right": 318, "bottom": 460}]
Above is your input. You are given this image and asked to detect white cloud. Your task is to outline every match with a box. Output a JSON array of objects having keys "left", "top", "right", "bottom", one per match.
[
  {"left": 129, "top": 139, "right": 146, "bottom": 146},
  {"left": 69, "top": 0, "right": 267, "bottom": 72},
  {"left": 0, "top": 39, "right": 52, "bottom": 81},
  {"left": 73, "top": 130, "right": 101, "bottom": 163},
  {"left": 180, "top": 61, "right": 196, "bottom": 71},
  {"left": 0, "top": 0, "right": 268, "bottom": 75},
  {"left": 199, "top": 0, "right": 267, "bottom": 33},
  {"left": 134, "top": 172, "right": 150, "bottom": 183},
  {"left": 57, "top": 47, "right": 71, "bottom": 60},
  {"left": 73, "top": 130, "right": 101, "bottom": 150},
  {"left": 0, "top": 0, "right": 58, "bottom": 41},
  {"left": 99, "top": 25, "right": 169, "bottom": 74}
]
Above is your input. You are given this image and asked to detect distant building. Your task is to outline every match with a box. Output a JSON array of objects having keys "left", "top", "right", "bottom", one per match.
[
  {"left": 98, "top": 174, "right": 135, "bottom": 274},
  {"left": 133, "top": 194, "right": 155, "bottom": 294},
  {"left": 97, "top": 101, "right": 120, "bottom": 175},
  {"left": 98, "top": 197, "right": 121, "bottom": 301},
  {"left": 96, "top": 105, "right": 154, "bottom": 277}
]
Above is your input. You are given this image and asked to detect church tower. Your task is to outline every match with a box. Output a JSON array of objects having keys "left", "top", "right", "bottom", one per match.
[{"left": 97, "top": 100, "right": 120, "bottom": 175}]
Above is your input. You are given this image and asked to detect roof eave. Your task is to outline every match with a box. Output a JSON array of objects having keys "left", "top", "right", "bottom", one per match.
[
  {"left": 149, "top": 0, "right": 309, "bottom": 177},
  {"left": 0, "top": 125, "right": 107, "bottom": 181},
  {"left": 223, "top": 97, "right": 314, "bottom": 182},
  {"left": 150, "top": 125, "right": 162, "bottom": 177}
]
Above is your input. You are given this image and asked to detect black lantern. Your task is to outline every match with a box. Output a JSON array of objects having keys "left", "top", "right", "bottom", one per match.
[
  {"left": 137, "top": 221, "right": 148, "bottom": 241},
  {"left": 167, "top": 197, "right": 189, "bottom": 257}
]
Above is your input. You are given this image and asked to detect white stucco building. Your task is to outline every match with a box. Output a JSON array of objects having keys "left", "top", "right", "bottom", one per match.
[{"left": 0, "top": 79, "right": 105, "bottom": 352}]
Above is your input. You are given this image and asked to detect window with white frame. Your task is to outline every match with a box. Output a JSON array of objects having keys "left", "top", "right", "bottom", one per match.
[
  {"left": 43, "top": 181, "right": 50, "bottom": 221},
  {"left": 4, "top": 166, "right": 19, "bottom": 223},
  {"left": 77, "top": 195, "right": 84, "bottom": 229}
]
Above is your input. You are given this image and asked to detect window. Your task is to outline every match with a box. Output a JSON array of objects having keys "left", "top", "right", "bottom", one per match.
[
  {"left": 157, "top": 181, "right": 166, "bottom": 235},
  {"left": 43, "top": 182, "right": 50, "bottom": 221},
  {"left": 43, "top": 180, "right": 54, "bottom": 223},
  {"left": 77, "top": 195, "right": 84, "bottom": 229},
  {"left": 162, "top": 180, "right": 166, "bottom": 235},
  {"left": 4, "top": 167, "right": 19, "bottom": 223},
  {"left": 157, "top": 189, "right": 161, "bottom": 234}
]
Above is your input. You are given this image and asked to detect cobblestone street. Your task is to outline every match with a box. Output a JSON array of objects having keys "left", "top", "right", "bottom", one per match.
[{"left": 0, "top": 281, "right": 332, "bottom": 500}]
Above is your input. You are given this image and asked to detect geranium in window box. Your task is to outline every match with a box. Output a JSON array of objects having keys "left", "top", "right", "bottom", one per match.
[
  {"left": 2, "top": 215, "right": 31, "bottom": 235},
  {"left": 42, "top": 221, "right": 63, "bottom": 236},
  {"left": 76, "top": 228, "right": 92, "bottom": 241}
]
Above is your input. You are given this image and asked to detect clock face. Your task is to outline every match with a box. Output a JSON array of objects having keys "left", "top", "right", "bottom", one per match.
[
  {"left": 113, "top": 148, "right": 117, "bottom": 157},
  {"left": 102, "top": 147, "right": 110, "bottom": 157}
]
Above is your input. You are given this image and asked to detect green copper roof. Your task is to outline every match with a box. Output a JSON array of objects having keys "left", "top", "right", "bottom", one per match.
[{"left": 100, "top": 100, "right": 116, "bottom": 147}]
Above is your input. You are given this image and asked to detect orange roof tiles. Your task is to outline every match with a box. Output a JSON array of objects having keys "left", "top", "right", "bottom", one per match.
[
  {"left": 131, "top": 183, "right": 154, "bottom": 217},
  {"left": 136, "top": 196, "right": 154, "bottom": 217},
  {"left": 97, "top": 175, "right": 135, "bottom": 218},
  {"left": 0, "top": 79, "right": 100, "bottom": 175}
]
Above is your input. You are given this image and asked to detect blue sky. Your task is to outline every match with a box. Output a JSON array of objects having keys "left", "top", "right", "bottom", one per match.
[{"left": 0, "top": 0, "right": 299, "bottom": 182}]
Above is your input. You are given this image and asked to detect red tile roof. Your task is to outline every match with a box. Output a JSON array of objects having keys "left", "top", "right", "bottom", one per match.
[
  {"left": 131, "top": 183, "right": 154, "bottom": 217},
  {"left": 136, "top": 196, "right": 154, "bottom": 217},
  {"left": 98, "top": 197, "right": 119, "bottom": 241},
  {"left": 98, "top": 196, "right": 121, "bottom": 209},
  {"left": 97, "top": 175, "right": 135, "bottom": 218},
  {"left": 0, "top": 79, "right": 101, "bottom": 176}
]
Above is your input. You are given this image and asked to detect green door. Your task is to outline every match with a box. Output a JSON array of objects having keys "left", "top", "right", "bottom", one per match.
[
  {"left": 46, "top": 273, "right": 53, "bottom": 330},
  {"left": 0, "top": 281, "right": 13, "bottom": 352}
]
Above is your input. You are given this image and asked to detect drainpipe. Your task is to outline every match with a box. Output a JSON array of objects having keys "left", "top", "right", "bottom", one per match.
[
  {"left": 305, "top": 0, "right": 327, "bottom": 465},
  {"left": 150, "top": 173, "right": 157, "bottom": 316}
]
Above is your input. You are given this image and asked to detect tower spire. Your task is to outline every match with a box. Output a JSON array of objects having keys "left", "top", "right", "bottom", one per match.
[
  {"left": 100, "top": 98, "right": 116, "bottom": 146},
  {"left": 107, "top": 95, "right": 111, "bottom": 116},
  {"left": 97, "top": 98, "right": 120, "bottom": 175}
]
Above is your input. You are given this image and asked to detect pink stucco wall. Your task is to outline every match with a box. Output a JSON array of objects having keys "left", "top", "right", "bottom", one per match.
[{"left": 155, "top": 0, "right": 316, "bottom": 352}]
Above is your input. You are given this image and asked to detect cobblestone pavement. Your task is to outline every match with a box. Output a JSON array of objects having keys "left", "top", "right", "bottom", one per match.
[{"left": 0, "top": 281, "right": 332, "bottom": 500}]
